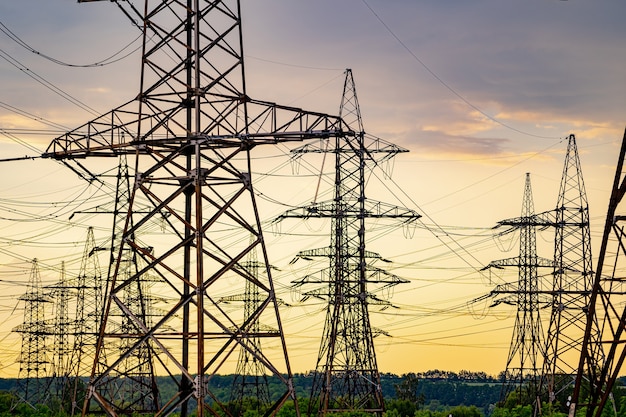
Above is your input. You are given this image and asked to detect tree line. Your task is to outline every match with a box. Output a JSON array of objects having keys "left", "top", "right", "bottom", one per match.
[{"left": 0, "top": 371, "right": 624, "bottom": 417}]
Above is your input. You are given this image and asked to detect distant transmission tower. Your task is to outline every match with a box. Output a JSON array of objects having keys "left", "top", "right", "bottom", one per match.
[
  {"left": 537, "top": 134, "right": 601, "bottom": 413},
  {"left": 107, "top": 154, "right": 160, "bottom": 414},
  {"left": 569, "top": 128, "right": 626, "bottom": 417},
  {"left": 481, "top": 173, "right": 553, "bottom": 404},
  {"left": 14, "top": 259, "right": 53, "bottom": 408},
  {"left": 49, "top": 262, "right": 72, "bottom": 411},
  {"left": 42, "top": 1, "right": 350, "bottom": 416},
  {"left": 219, "top": 244, "right": 274, "bottom": 415},
  {"left": 276, "top": 69, "right": 420, "bottom": 417},
  {"left": 64, "top": 227, "right": 106, "bottom": 416}
]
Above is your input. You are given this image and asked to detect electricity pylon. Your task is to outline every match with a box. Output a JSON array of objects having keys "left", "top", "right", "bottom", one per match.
[
  {"left": 14, "top": 259, "right": 52, "bottom": 408},
  {"left": 49, "top": 262, "right": 72, "bottom": 412},
  {"left": 481, "top": 173, "right": 553, "bottom": 404},
  {"left": 107, "top": 154, "right": 160, "bottom": 414},
  {"left": 218, "top": 245, "right": 275, "bottom": 415},
  {"left": 537, "top": 134, "right": 601, "bottom": 413},
  {"left": 569, "top": 127, "right": 626, "bottom": 417},
  {"left": 42, "top": 1, "right": 350, "bottom": 416},
  {"left": 64, "top": 227, "right": 106, "bottom": 416},
  {"left": 275, "top": 69, "right": 420, "bottom": 417}
]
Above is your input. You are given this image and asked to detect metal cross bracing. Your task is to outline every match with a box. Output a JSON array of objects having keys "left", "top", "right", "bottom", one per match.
[
  {"left": 13, "top": 259, "right": 53, "bottom": 408},
  {"left": 41, "top": 1, "right": 352, "bottom": 417},
  {"left": 63, "top": 227, "right": 107, "bottom": 416},
  {"left": 537, "top": 133, "right": 602, "bottom": 415},
  {"left": 105, "top": 154, "right": 160, "bottom": 415},
  {"left": 48, "top": 157, "right": 160, "bottom": 416},
  {"left": 275, "top": 69, "right": 420, "bottom": 417},
  {"left": 569, "top": 127, "right": 626, "bottom": 417},
  {"left": 48, "top": 262, "right": 73, "bottom": 413},
  {"left": 471, "top": 134, "right": 596, "bottom": 412},
  {"left": 217, "top": 245, "right": 276, "bottom": 415},
  {"left": 480, "top": 173, "right": 554, "bottom": 405}
]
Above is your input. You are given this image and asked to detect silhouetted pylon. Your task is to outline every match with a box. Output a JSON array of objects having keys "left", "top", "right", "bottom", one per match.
[
  {"left": 218, "top": 244, "right": 276, "bottom": 415},
  {"left": 49, "top": 262, "right": 72, "bottom": 412},
  {"left": 481, "top": 173, "right": 553, "bottom": 404},
  {"left": 105, "top": 154, "right": 160, "bottom": 414},
  {"left": 42, "top": 1, "right": 351, "bottom": 416},
  {"left": 569, "top": 127, "right": 626, "bottom": 417},
  {"left": 275, "top": 69, "right": 419, "bottom": 417},
  {"left": 14, "top": 259, "right": 53, "bottom": 408},
  {"left": 63, "top": 227, "right": 106, "bottom": 415},
  {"left": 537, "top": 134, "right": 602, "bottom": 414}
]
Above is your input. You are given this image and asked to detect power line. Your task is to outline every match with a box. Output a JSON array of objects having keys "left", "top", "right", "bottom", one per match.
[
  {"left": 360, "top": 0, "right": 560, "bottom": 140},
  {"left": 0, "top": 49, "right": 100, "bottom": 116},
  {"left": 0, "top": 20, "right": 143, "bottom": 67}
]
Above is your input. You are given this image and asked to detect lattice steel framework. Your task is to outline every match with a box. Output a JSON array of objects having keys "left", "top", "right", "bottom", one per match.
[
  {"left": 537, "top": 134, "right": 601, "bottom": 413},
  {"left": 219, "top": 246, "right": 273, "bottom": 415},
  {"left": 276, "top": 69, "right": 420, "bottom": 417},
  {"left": 108, "top": 155, "right": 160, "bottom": 414},
  {"left": 482, "top": 174, "right": 552, "bottom": 404},
  {"left": 49, "top": 262, "right": 72, "bottom": 412},
  {"left": 570, "top": 128, "right": 626, "bottom": 417},
  {"left": 42, "top": 1, "right": 350, "bottom": 416},
  {"left": 63, "top": 227, "right": 106, "bottom": 416},
  {"left": 14, "top": 259, "right": 52, "bottom": 408}
]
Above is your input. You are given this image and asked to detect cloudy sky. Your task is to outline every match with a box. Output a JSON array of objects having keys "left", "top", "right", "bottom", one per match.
[{"left": 0, "top": 0, "right": 625, "bottom": 378}]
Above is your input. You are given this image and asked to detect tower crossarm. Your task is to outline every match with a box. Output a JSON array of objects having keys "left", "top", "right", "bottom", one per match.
[
  {"left": 484, "top": 282, "right": 552, "bottom": 307},
  {"left": 371, "top": 327, "right": 391, "bottom": 338},
  {"left": 289, "top": 247, "right": 389, "bottom": 264},
  {"left": 495, "top": 210, "right": 556, "bottom": 230},
  {"left": 291, "top": 265, "right": 408, "bottom": 288},
  {"left": 275, "top": 199, "right": 420, "bottom": 222},
  {"left": 291, "top": 134, "right": 408, "bottom": 158},
  {"left": 42, "top": 98, "right": 351, "bottom": 160},
  {"left": 482, "top": 256, "right": 555, "bottom": 270},
  {"left": 295, "top": 286, "right": 402, "bottom": 306}
]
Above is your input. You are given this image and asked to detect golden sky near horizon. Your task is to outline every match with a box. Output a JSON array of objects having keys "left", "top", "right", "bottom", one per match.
[{"left": 0, "top": 0, "right": 625, "bottom": 379}]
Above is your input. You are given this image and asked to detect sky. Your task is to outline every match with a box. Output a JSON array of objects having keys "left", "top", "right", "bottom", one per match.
[{"left": 0, "top": 0, "right": 625, "bottom": 379}]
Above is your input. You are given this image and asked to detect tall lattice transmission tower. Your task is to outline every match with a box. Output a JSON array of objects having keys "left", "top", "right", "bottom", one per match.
[
  {"left": 103, "top": 154, "right": 160, "bottom": 414},
  {"left": 49, "top": 262, "right": 72, "bottom": 412},
  {"left": 14, "top": 259, "right": 53, "bottom": 408},
  {"left": 42, "top": 1, "right": 350, "bottom": 416},
  {"left": 62, "top": 227, "right": 106, "bottom": 416},
  {"left": 219, "top": 244, "right": 274, "bottom": 415},
  {"left": 275, "top": 69, "right": 420, "bottom": 417},
  {"left": 537, "top": 134, "right": 601, "bottom": 413},
  {"left": 481, "top": 173, "right": 553, "bottom": 404},
  {"left": 569, "top": 127, "right": 626, "bottom": 417}
]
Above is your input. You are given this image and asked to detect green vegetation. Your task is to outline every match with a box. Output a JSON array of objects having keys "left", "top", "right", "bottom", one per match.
[{"left": 0, "top": 371, "right": 623, "bottom": 417}]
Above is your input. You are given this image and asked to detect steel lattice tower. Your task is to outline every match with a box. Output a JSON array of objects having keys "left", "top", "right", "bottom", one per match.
[
  {"left": 537, "top": 134, "right": 601, "bottom": 413},
  {"left": 42, "top": 1, "right": 350, "bottom": 416},
  {"left": 108, "top": 154, "right": 160, "bottom": 414},
  {"left": 63, "top": 227, "right": 106, "bottom": 416},
  {"left": 276, "top": 69, "right": 420, "bottom": 417},
  {"left": 49, "top": 262, "right": 72, "bottom": 412},
  {"left": 482, "top": 174, "right": 552, "bottom": 404},
  {"left": 569, "top": 127, "right": 626, "bottom": 417},
  {"left": 14, "top": 259, "right": 53, "bottom": 408},
  {"left": 219, "top": 246, "right": 273, "bottom": 415}
]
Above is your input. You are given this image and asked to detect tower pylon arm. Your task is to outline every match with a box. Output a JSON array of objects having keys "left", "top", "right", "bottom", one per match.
[
  {"left": 495, "top": 213, "right": 556, "bottom": 229},
  {"left": 289, "top": 247, "right": 389, "bottom": 264},
  {"left": 291, "top": 265, "right": 408, "bottom": 288},
  {"left": 291, "top": 134, "right": 408, "bottom": 156},
  {"left": 275, "top": 200, "right": 420, "bottom": 222},
  {"left": 483, "top": 256, "right": 555, "bottom": 270},
  {"left": 42, "top": 98, "right": 351, "bottom": 160}
]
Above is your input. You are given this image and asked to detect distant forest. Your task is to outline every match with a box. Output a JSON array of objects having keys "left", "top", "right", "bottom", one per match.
[
  {"left": 0, "top": 370, "right": 512, "bottom": 417},
  {"left": 1, "top": 370, "right": 624, "bottom": 417}
]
